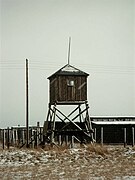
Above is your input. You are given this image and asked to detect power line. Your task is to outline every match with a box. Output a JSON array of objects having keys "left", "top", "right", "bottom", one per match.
[{"left": 0, "top": 61, "right": 135, "bottom": 74}]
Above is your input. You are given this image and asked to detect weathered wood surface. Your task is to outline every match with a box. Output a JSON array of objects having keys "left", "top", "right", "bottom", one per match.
[{"left": 50, "top": 75, "right": 87, "bottom": 104}]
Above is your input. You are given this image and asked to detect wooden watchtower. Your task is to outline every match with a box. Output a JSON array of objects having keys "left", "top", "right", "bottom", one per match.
[
  {"left": 43, "top": 63, "right": 93, "bottom": 145},
  {"left": 43, "top": 39, "right": 93, "bottom": 145}
]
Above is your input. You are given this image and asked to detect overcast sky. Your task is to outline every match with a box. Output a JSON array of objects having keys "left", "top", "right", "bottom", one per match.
[{"left": 0, "top": 0, "right": 135, "bottom": 128}]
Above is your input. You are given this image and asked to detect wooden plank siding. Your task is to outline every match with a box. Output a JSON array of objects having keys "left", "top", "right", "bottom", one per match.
[
  {"left": 49, "top": 75, "right": 87, "bottom": 104},
  {"left": 50, "top": 76, "right": 58, "bottom": 104}
]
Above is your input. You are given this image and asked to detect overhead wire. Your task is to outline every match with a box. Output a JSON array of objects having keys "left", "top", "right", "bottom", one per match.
[{"left": 0, "top": 60, "right": 135, "bottom": 75}]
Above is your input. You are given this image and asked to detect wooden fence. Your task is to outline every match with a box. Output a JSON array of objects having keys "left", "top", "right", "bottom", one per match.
[
  {"left": 0, "top": 117, "right": 135, "bottom": 149},
  {"left": 0, "top": 126, "right": 44, "bottom": 149}
]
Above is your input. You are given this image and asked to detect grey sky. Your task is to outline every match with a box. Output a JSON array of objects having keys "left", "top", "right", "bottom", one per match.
[{"left": 0, "top": 0, "right": 135, "bottom": 128}]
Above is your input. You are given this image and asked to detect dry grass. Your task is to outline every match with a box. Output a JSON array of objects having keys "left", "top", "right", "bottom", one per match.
[
  {"left": 85, "top": 144, "right": 109, "bottom": 156},
  {"left": 41, "top": 143, "right": 109, "bottom": 157}
]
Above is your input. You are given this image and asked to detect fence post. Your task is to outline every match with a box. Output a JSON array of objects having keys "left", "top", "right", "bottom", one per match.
[
  {"left": 15, "top": 129, "right": 18, "bottom": 146},
  {"left": 7, "top": 127, "right": 10, "bottom": 149},
  {"left": 22, "top": 129, "right": 25, "bottom": 145},
  {"left": 132, "top": 127, "right": 134, "bottom": 147},
  {"left": 65, "top": 135, "right": 68, "bottom": 146},
  {"left": 94, "top": 128, "right": 96, "bottom": 142},
  {"left": 39, "top": 127, "right": 42, "bottom": 143},
  {"left": 0, "top": 129, "right": 1, "bottom": 142},
  {"left": 124, "top": 128, "right": 127, "bottom": 147},
  {"left": 37, "top": 122, "right": 40, "bottom": 147},
  {"left": 101, "top": 127, "right": 103, "bottom": 146},
  {"left": 3, "top": 129, "right": 5, "bottom": 149},
  {"left": 32, "top": 129, "right": 35, "bottom": 148},
  {"left": 11, "top": 129, "right": 15, "bottom": 146},
  {"left": 58, "top": 135, "right": 62, "bottom": 146},
  {"left": 71, "top": 136, "right": 74, "bottom": 148}
]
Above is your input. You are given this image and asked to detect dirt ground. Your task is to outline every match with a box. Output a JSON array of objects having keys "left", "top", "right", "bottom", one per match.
[{"left": 0, "top": 144, "right": 135, "bottom": 180}]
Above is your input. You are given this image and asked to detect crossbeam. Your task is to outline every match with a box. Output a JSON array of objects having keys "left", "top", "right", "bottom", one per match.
[
  {"left": 43, "top": 102, "right": 93, "bottom": 145},
  {"left": 54, "top": 106, "right": 91, "bottom": 138},
  {"left": 57, "top": 106, "right": 89, "bottom": 131}
]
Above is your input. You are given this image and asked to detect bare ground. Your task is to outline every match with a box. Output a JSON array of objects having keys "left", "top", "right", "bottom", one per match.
[{"left": 0, "top": 144, "right": 135, "bottom": 180}]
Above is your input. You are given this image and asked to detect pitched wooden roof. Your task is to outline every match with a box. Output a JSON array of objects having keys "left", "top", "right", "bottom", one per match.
[{"left": 48, "top": 64, "right": 89, "bottom": 79}]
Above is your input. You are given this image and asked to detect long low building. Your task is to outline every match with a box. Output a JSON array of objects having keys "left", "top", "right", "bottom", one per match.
[{"left": 91, "top": 117, "right": 135, "bottom": 145}]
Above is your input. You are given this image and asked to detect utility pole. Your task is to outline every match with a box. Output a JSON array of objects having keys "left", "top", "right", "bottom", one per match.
[{"left": 26, "top": 59, "right": 29, "bottom": 148}]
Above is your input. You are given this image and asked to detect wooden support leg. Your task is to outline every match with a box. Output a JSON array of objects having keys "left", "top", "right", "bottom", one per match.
[
  {"left": 79, "top": 105, "right": 82, "bottom": 123},
  {"left": 51, "top": 104, "right": 56, "bottom": 144}
]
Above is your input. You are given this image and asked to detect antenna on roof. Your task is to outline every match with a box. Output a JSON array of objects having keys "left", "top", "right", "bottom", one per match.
[{"left": 68, "top": 37, "right": 71, "bottom": 65}]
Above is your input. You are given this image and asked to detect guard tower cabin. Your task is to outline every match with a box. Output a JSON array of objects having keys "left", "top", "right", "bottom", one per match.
[{"left": 48, "top": 64, "right": 89, "bottom": 105}]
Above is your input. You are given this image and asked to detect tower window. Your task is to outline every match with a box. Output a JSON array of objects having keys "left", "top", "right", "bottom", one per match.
[{"left": 67, "top": 80, "right": 74, "bottom": 86}]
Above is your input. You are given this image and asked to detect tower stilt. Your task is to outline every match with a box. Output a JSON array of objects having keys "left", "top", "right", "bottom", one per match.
[{"left": 43, "top": 101, "right": 93, "bottom": 146}]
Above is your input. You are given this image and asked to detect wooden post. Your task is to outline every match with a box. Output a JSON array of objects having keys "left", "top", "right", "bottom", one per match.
[
  {"left": 32, "top": 129, "right": 35, "bottom": 148},
  {"left": 79, "top": 105, "right": 82, "bottom": 123},
  {"left": 12, "top": 129, "right": 15, "bottom": 146},
  {"left": 41, "top": 128, "right": 43, "bottom": 142},
  {"left": 124, "top": 128, "right": 126, "bottom": 147},
  {"left": 37, "top": 122, "right": 40, "bottom": 147},
  {"left": 65, "top": 135, "right": 68, "bottom": 146},
  {"left": 51, "top": 104, "right": 56, "bottom": 144},
  {"left": 39, "top": 127, "right": 42, "bottom": 143},
  {"left": 71, "top": 136, "right": 74, "bottom": 148},
  {"left": 22, "top": 129, "right": 25, "bottom": 145},
  {"left": 15, "top": 129, "right": 18, "bottom": 146},
  {"left": 0, "top": 129, "right": 1, "bottom": 142},
  {"left": 2, "top": 129, "right": 5, "bottom": 149},
  {"left": 132, "top": 127, "right": 134, "bottom": 147},
  {"left": 94, "top": 128, "right": 96, "bottom": 142},
  {"left": 7, "top": 127, "right": 10, "bottom": 149},
  {"left": 37, "top": 122, "right": 40, "bottom": 127},
  {"left": 58, "top": 135, "right": 62, "bottom": 146},
  {"left": 26, "top": 59, "right": 29, "bottom": 148},
  {"left": 101, "top": 127, "right": 103, "bottom": 146}
]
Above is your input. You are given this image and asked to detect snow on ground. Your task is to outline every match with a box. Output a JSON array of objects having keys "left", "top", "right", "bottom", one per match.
[{"left": 0, "top": 144, "right": 135, "bottom": 179}]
